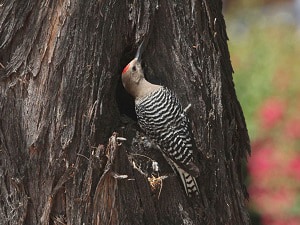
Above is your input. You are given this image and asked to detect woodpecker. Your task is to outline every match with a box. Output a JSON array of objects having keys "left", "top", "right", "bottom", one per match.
[{"left": 121, "top": 42, "right": 200, "bottom": 196}]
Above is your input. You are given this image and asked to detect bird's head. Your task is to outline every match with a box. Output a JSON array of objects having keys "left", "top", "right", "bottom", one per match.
[{"left": 121, "top": 42, "right": 145, "bottom": 96}]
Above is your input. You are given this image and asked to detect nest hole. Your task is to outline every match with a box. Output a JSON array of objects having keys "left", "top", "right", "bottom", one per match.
[{"left": 116, "top": 45, "right": 139, "bottom": 121}]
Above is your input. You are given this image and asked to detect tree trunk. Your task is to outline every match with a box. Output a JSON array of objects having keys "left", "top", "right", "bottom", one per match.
[{"left": 0, "top": 0, "right": 250, "bottom": 224}]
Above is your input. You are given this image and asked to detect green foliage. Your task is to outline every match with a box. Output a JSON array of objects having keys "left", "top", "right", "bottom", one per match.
[{"left": 228, "top": 22, "right": 300, "bottom": 139}]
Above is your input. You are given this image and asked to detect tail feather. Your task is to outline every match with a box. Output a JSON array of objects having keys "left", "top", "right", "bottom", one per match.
[
  {"left": 161, "top": 151, "right": 200, "bottom": 196},
  {"left": 174, "top": 163, "right": 199, "bottom": 196}
]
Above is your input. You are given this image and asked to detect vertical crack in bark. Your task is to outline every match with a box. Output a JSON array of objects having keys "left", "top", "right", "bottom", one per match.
[
  {"left": 40, "top": 166, "right": 75, "bottom": 224},
  {"left": 93, "top": 133, "right": 119, "bottom": 225},
  {"left": 44, "top": 0, "right": 69, "bottom": 65}
]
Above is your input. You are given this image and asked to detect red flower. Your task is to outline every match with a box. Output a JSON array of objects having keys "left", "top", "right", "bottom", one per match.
[{"left": 259, "top": 98, "right": 284, "bottom": 129}]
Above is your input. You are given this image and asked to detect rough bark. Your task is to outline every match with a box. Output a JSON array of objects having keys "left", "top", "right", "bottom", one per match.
[{"left": 0, "top": 0, "right": 250, "bottom": 225}]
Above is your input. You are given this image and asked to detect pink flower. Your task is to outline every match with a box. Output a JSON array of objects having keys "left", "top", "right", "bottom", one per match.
[
  {"left": 287, "top": 155, "right": 300, "bottom": 180},
  {"left": 285, "top": 119, "right": 300, "bottom": 139},
  {"left": 259, "top": 98, "right": 285, "bottom": 129},
  {"left": 248, "top": 144, "right": 277, "bottom": 180},
  {"left": 250, "top": 186, "right": 296, "bottom": 216},
  {"left": 262, "top": 215, "right": 300, "bottom": 225}
]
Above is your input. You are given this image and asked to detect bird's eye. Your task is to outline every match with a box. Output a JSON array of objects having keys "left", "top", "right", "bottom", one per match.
[{"left": 132, "top": 66, "right": 136, "bottom": 71}]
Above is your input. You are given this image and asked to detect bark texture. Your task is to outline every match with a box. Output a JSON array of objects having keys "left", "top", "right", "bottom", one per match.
[{"left": 0, "top": 0, "right": 250, "bottom": 224}]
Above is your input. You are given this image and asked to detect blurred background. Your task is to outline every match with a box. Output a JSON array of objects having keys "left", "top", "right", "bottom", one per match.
[{"left": 224, "top": 0, "right": 300, "bottom": 224}]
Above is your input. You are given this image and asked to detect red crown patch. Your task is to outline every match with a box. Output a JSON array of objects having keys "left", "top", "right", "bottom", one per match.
[{"left": 122, "top": 63, "right": 130, "bottom": 74}]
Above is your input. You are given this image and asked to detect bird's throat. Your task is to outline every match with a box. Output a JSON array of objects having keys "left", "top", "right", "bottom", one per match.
[{"left": 134, "top": 78, "right": 162, "bottom": 100}]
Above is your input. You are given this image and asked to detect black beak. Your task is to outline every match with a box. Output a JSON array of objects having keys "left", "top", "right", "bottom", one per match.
[{"left": 135, "top": 40, "right": 145, "bottom": 62}]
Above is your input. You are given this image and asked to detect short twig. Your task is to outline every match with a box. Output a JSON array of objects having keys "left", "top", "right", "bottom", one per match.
[
  {"left": 77, "top": 153, "right": 89, "bottom": 161},
  {"left": 111, "top": 172, "right": 128, "bottom": 179},
  {"left": 116, "top": 137, "right": 127, "bottom": 141},
  {"left": 131, "top": 153, "right": 154, "bottom": 162},
  {"left": 184, "top": 103, "right": 192, "bottom": 112}
]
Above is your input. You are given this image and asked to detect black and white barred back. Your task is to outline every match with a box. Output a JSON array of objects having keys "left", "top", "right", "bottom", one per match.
[{"left": 135, "top": 87, "right": 199, "bottom": 196}]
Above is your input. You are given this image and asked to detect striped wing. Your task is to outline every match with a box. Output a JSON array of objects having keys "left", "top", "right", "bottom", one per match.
[{"left": 135, "top": 87, "right": 194, "bottom": 165}]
